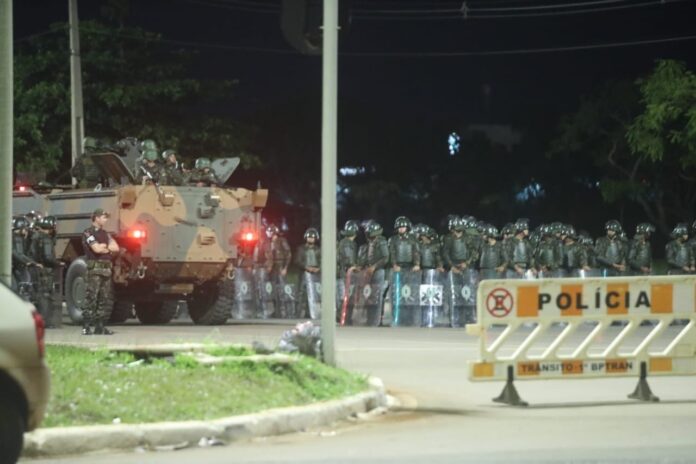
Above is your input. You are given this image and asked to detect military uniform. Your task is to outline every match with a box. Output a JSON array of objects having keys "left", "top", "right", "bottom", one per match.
[
  {"left": 442, "top": 232, "right": 471, "bottom": 270},
  {"left": 479, "top": 240, "right": 506, "bottom": 280},
  {"left": 188, "top": 168, "right": 220, "bottom": 187},
  {"left": 506, "top": 235, "right": 534, "bottom": 277},
  {"left": 420, "top": 238, "right": 443, "bottom": 270},
  {"left": 534, "top": 235, "right": 562, "bottom": 276},
  {"left": 594, "top": 236, "right": 626, "bottom": 276},
  {"left": 337, "top": 236, "right": 358, "bottom": 275},
  {"left": 627, "top": 238, "right": 652, "bottom": 275},
  {"left": 665, "top": 239, "right": 694, "bottom": 274},
  {"left": 295, "top": 237, "right": 321, "bottom": 319},
  {"left": 11, "top": 224, "right": 34, "bottom": 296},
  {"left": 562, "top": 240, "right": 588, "bottom": 275},
  {"left": 82, "top": 221, "right": 115, "bottom": 334},
  {"left": 135, "top": 161, "right": 162, "bottom": 184},
  {"left": 388, "top": 233, "right": 420, "bottom": 270}
]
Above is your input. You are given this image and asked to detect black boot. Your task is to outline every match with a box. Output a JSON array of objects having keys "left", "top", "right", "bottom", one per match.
[
  {"left": 94, "top": 323, "right": 114, "bottom": 335},
  {"left": 82, "top": 325, "right": 93, "bottom": 335}
]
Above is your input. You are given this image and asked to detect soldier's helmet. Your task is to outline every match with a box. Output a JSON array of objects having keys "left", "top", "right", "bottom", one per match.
[
  {"left": 671, "top": 223, "right": 689, "bottom": 238},
  {"left": 426, "top": 226, "right": 438, "bottom": 241},
  {"left": 452, "top": 217, "right": 466, "bottom": 232},
  {"left": 636, "top": 222, "right": 655, "bottom": 236},
  {"left": 501, "top": 223, "right": 514, "bottom": 236},
  {"left": 304, "top": 228, "right": 320, "bottom": 241},
  {"left": 161, "top": 149, "right": 177, "bottom": 160},
  {"left": 140, "top": 139, "right": 158, "bottom": 153},
  {"left": 565, "top": 225, "right": 578, "bottom": 240},
  {"left": 580, "top": 235, "right": 594, "bottom": 247},
  {"left": 412, "top": 223, "right": 427, "bottom": 238},
  {"left": 366, "top": 222, "right": 383, "bottom": 238},
  {"left": 393, "top": 216, "right": 411, "bottom": 232},
  {"left": 446, "top": 215, "right": 460, "bottom": 232},
  {"left": 342, "top": 220, "right": 360, "bottom": 237},
  {"left": 461, "top": 215, "right": 476, "bottom": 229},
  {"left": 12, "top": 216, "right": 29, "bottom": 230},
  {"left": 605, "top": 219, "right": 622, "bottom": 232},
  {"left": 195, "top": 157, "right": 211, "bottom": 169},
  {"left": 143, "top": 149, "right": 159, "bottom": 162},
  {"left": 83, "top": 136, "right": 98, "bottom": 152},
  {"left": 514, "top": 218, "right": 530, "bottom": 234},
  {"left": 485, "top": 225, "right": 500, "bottom": 239},
  {"left": 25, "top": 211, "right": 42, "bottom": 228},
  {"left": 476, "top": 220, "right": 488, "bottom": 234},
  {"left": 39, "top": 215, "right": 57, "bottom": 230},
  {"left": 265, "top": 224, "right": 279, "bottom": 238}
]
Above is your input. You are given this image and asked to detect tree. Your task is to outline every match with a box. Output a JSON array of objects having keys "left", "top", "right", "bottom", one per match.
[
  {"left": 14, "top": 16, "right": 260, "bottom": 179},
  {"left": 548, "top": 60, "right": 696, "bottom": 235}
]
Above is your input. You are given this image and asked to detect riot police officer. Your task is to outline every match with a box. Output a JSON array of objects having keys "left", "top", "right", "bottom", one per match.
[
  {"left": 363, "top": 221, "right": 389, "bottom": 326},
  {"left": 627, "top": 223, "right": 655, "bottom": 275},
  {"left": 418, "top": 226, "right": 444, "bottom": 271},
  {"left": 389, "top": 216, "right": 420, "bottom": 273},
  {"left": 479, "top": 225, "right": 507, "bottom": 280},
  {"left": 188, "top": 157, "right": 220, "bottom": 187},
  {"left": 562, "top": 226, "right": 590, "bottom": 276},
  {"left": 264, "top": 224, "right": 293, "bottom": 317},
  {"left": 534, "top": 224, "right": 562, "bottom": 277},
  {"left": 336, "top": 220, "right": 360, "bottom": 324},
  {"left": 11, "top": 216, "right": 36, "bottom": 297},
  {"left": 30, "top": 216, "right": 64, "bottom": 327},
  {"left": 665, "top": 223, "right": 695, "bottom": 275},
  {"left": 442, "top": 218, "right": 472, "bottom": 272},
  {"left": 82, "top": 209, "right": 120, "bottom": 335},
  {"left": 295, "top": 228, "right": 321, "bottom": 319},
  {"left": 595, "top": 220, "right": 627, "bottom": 276},
  {"left": 506, "top": 219, "right": 534, "bottom": 278}
]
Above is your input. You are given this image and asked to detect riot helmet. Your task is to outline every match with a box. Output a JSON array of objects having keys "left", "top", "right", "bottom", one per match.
[
  {"left": 452, "top": 217, "right": 466, "bottom": 232},
  {"left": 514, "top": 218, "right": 529, "bottom": 234},
  {"left": 304, "top": 227, "right": 320, "bottom": 242},
  {"left": 12, "top": 216, "right": 29, "bottom": 230},
  {"left": 485, "top": 225, "right": 500, "bottom": 239},
  {"left": 605, "top": 219, "right": 622, "bottom": 233},
  {"left": 195, "top": 157, "right": 211, "bottom": 169},
  {"left": 366, "top": 222, "right": 383, "bottom": 238},
  {"left": 38, "top": 215, "right": 57, "bottom": 230},
  {"left": 343, "top": 220, "right": 359, "bottom": 237},
  {"left": 393, "top": 216, "right": 411, "bottom": 232},
  {"left": 446, "top": 215, "right": 460, "bottom": 232},
  {"left": 636, "top": 222, "right": 655, "bottom": 236},
  {"left": 265, "top": 224, "right": 279, "bottom": 238},
  {"left": 671, "top": 223, "right": 689, "bottom": 239},
  {"left": 161, "top": 149, "right": 177, "bottom": 161},
  {"left": 501, "top": 223, "right": 514, "bottom": 237}
]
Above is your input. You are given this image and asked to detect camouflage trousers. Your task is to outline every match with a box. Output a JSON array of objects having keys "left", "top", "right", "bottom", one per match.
[{"left": 83, "top": 267, "right": 114, "bottom": 326}]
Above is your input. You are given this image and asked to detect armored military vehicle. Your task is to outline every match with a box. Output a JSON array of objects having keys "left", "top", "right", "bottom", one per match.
[{"left": 13, "top": 151, "right": 267, "bottom": 325}]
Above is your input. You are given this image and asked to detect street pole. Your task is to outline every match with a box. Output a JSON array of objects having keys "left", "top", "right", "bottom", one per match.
[
  {"left": 69, "top": 0, "right": 84, "bottom": 186},
  {"left": 0, "top": 0, "right": 13, "bottom": 286},
  {"left": 320, "top": 0, "right": 338, "bottom": 366}
]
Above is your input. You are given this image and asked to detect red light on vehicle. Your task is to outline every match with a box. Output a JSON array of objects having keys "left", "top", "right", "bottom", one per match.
[
  {"left": 18, "top": 185, "right": 26, "bottom": 192},
  {"left": 32, "top": 310, "right": 45, "bottom": 358},
  {"left": 243, "top": 232, "right": 256, "bottom": 242},
  {"left": 127, "top": 228, "right": 147, "bottom": 241}
]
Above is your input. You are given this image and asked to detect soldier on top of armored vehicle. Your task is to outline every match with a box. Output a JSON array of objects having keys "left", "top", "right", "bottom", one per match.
[
  {"left": 160, "top": 149, "right": 185, "bottom": 186},
  {"left": 71, "top": 136, "right": 104, "bottom": 188},
  {"left": 135, "top": 149, "right": 162, "bottom": 185},
  {"left": 188, "top": 157, "right": 221, "bottom": 187}
]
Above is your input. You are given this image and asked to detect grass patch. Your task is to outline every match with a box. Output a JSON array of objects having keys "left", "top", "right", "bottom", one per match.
[{"left": 43, "top": 345, "right": 368, "bottom": 428}]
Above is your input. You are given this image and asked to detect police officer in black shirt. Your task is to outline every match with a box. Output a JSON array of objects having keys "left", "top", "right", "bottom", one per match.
[{"left": 81, "top": 208, "right": 119, "bottom": 335}]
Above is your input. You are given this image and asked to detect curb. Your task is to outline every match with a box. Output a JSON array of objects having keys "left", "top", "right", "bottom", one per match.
[{"left": 23, "top": 377, "right": 388, "bottom": 458}]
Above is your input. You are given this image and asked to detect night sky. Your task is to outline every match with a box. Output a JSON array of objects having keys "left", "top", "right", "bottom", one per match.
[{"left": 12, "top": 0, "right": 696, "bottom": 239}]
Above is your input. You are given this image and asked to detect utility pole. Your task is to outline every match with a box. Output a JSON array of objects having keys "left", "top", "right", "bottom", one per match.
[
  {"left": 0, "top": 0, "right": 13, "bottom": 286},
  {"left": 320, "top": 0, "right": 338, "bottom": 366},
  {"left": 69, "top": 0, "right": 84, "bottom": 186}
]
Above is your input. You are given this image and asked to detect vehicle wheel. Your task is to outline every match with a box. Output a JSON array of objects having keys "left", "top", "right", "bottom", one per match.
[
  {"left": 64, "top": 257, "right": 88, "bottom": 324},
  {"left": 134, "top": 301, "right": 178, "bottom": 325},
  {"left": 0, "top": 391, "right": 25, "bottom": 464},
  {"left": 189, "top": 280, "right": 232, "bottom": 325},
  {"left": 109, "top": 301, "right": 133, "bottom": 323}
]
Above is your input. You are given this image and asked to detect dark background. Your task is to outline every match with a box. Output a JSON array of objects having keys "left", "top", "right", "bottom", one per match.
[{"left": 12, "top": 0, "right": 696, "bottom": 244}]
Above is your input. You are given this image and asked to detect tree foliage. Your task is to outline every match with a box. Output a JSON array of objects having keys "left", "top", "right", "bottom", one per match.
[
  {"left": 548, "top": 60, "right": 696, "bottom": 235},
  {"left": 14, "top": 13, "right": 260, "bottom": 177}
]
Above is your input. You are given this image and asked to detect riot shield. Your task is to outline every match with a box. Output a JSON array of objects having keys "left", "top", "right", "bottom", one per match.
[
  {"left": 391, "top": 270, "right": 422, "bottom": 327},
  {"left": 537, "top": 269, "right": 566, "bottom": 279},
  {"left": 232, "top": 268, "right": 256, "bottom": 319},
  {"left": 276, "top": 274, "right": 298, "bottom": 319},
  {"left": 352, "top": 269, "right": 385, "bottom": 327},
  {"left": 303, "top": 272, "right": 322, "bottom": 320},
  {"left": 448, "top": 269, "right": 478, "bottom": 327},
  {"left": 255, "top": 268, "right": 276, "bottom": 319},
  {"left": 420, "top": 269, "right": 446, "bottom": 328},
  {"left": 574, "top": 268, "right": 602, "bottom": 278}
]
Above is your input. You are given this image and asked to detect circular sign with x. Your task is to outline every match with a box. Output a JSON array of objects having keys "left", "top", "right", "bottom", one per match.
[{"left": 486, "top": 288, "right": 514, "bottom": 318}]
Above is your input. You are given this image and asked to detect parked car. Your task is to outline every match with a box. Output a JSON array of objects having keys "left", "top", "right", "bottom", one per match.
[{"left": 0, "top": 280, "right": 50, "bottom": 464}]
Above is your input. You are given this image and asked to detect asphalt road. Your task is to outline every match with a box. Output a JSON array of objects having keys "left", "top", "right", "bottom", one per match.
[{"left": 24, "top": 321, "right": 696, "bottom": 463}]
